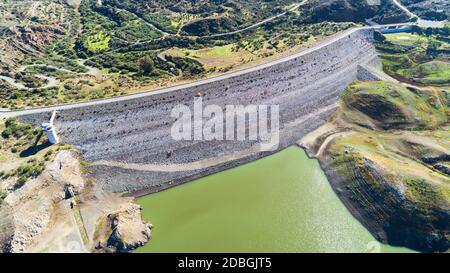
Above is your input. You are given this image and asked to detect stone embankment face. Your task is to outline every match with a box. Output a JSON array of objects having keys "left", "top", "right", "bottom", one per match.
[{"left": 18, "top": 29, "right": 378, "bottom": 195}]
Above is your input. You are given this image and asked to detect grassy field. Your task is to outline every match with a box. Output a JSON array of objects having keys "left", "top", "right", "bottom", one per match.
[
  {"left": 377, "top": 30, "right": 450, "bottom": 86},
  {"left": 399, "top": 61, "right": 450, "bottom": 85},
  {"left": 170, "top": 13, "right": 200, "bottom": 31},
  {"left": 163, "top": 44, "right": 254, "bottom": 70},
  {"left": 384, "top": 33, "right": 427, "bottom": 47},
  {"left": 85, "top": 33, "right": 111, "bottom": 53},
  {"left": 341, "top": 81, "right": 448, "bottom": 129}
]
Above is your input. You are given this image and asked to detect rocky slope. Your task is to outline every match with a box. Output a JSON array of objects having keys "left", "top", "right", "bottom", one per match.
[
  {"left": 0, "top": 151, "right": 86, "bottom": 252},
  {"left": 94, "top": 202, "right": 152, "bottom": 253},
  {"left": 0, "top": 0, "right": 77, "bottom": 70},
  {"left": 0, "top": 147, "right": 151, "bottom": 253},
  {"left": 301, "top": 81, "right": 449, "bottom": 252}
]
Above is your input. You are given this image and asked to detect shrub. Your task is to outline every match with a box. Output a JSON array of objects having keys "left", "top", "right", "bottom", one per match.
[
  {"left": 15, "top": 175, "right": 27, "bottom": 189},
  {"left": 0, "top": 190, "right": 6, "bottom": 205}
]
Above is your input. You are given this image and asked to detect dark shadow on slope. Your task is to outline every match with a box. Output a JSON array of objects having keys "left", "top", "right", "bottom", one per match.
[{"left": 19, "top": 132, "right": 52, "bottom": 157}]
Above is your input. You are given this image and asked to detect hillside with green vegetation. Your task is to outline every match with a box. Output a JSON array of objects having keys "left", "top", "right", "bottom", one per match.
[
  {"left": 316, "top": 80, "right": 449, "bottom": 252},
  {"left": 341, "top": 81, "right": 448, "bottom": 129},
  {"left": 101, "top": 0, "right": 301, "bottom": 35},
  {"left": 375, "top": 26, "right": 450, "bottom": 85},
  {"left": 0, "top": 118, "right": 70, "bottom": 196},
  {"left": 316, "top": 28, "right": 450, "bottom": 251},
  {"left": 0, "top": 0, "right": 428, "bottom": 110},
  {"left": 2, "top": 0, "right": 368, "bottom": 109},
  {"left": 0, "top": 0, "right": 418, "bottom": 110},
  {"left": 300, "top": 0, "right": 409, "bottom": 24},
  {"left": 398, "top": 0, "right": 449, "bottom": 20},
  {"left": 87, "top": 0, "right": 409, "bottom": 38},
  {"left": 0, "top": 0, "right": 80, "bottom": 71}
]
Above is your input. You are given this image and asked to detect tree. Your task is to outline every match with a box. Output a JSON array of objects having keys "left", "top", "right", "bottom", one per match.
[
  {"left": 139, "top": 56, "right": 155, "bottom": 74},
  {"left": 424, "top": 27, "right": 433, "bottom": 37},
  {"left": 373, "top": 31, "right": 385, "bottom": 42}
]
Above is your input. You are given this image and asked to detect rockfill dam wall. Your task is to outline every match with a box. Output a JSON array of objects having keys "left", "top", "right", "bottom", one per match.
[{"left": 18, "top": 28, "right": 378, "bottom": 195}]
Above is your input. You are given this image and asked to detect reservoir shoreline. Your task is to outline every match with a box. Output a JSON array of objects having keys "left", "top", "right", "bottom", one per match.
[
  {"left": 135, "top": 146, "right": 414, "bottom": 253},
  {"left": 308, "top": 151, "right": 392, "bottom": 247},
  {"left": 296, "top": 140, "right": 390, "bottom": 247}
]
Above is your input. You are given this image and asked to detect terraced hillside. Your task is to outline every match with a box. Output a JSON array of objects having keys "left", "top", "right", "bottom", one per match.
[
  {"left": 375, "top": 27, "right": 450, "bottom": 85},
  {"left": 101, "top": 0, "right": 302, "bottom": 36},
  {"left": 397, "top": 0, "right": 449, "bottom": 20},
  {"left": 0, "top": 0, "right": 79, "bottom": 70}
]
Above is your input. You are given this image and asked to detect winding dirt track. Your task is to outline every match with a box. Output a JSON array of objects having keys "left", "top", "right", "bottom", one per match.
[
  {"left": 111, "top": 1, "right": 308, "bottom": 39},
  {"left": 392, "top": 0, "right": 416, "bottom": 18}
]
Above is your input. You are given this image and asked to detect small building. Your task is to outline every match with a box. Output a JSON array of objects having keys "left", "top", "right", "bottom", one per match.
[
  {"left": 41, "top": 110, "right": 59, "bottom": 144},
  {"left": 41, "top": 122, "right": 59, "bottom": 144}
]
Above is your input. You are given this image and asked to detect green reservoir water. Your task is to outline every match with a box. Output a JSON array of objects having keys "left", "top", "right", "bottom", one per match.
[{"left": 136, "top": 147, "right": 413, "bottom": 253}]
